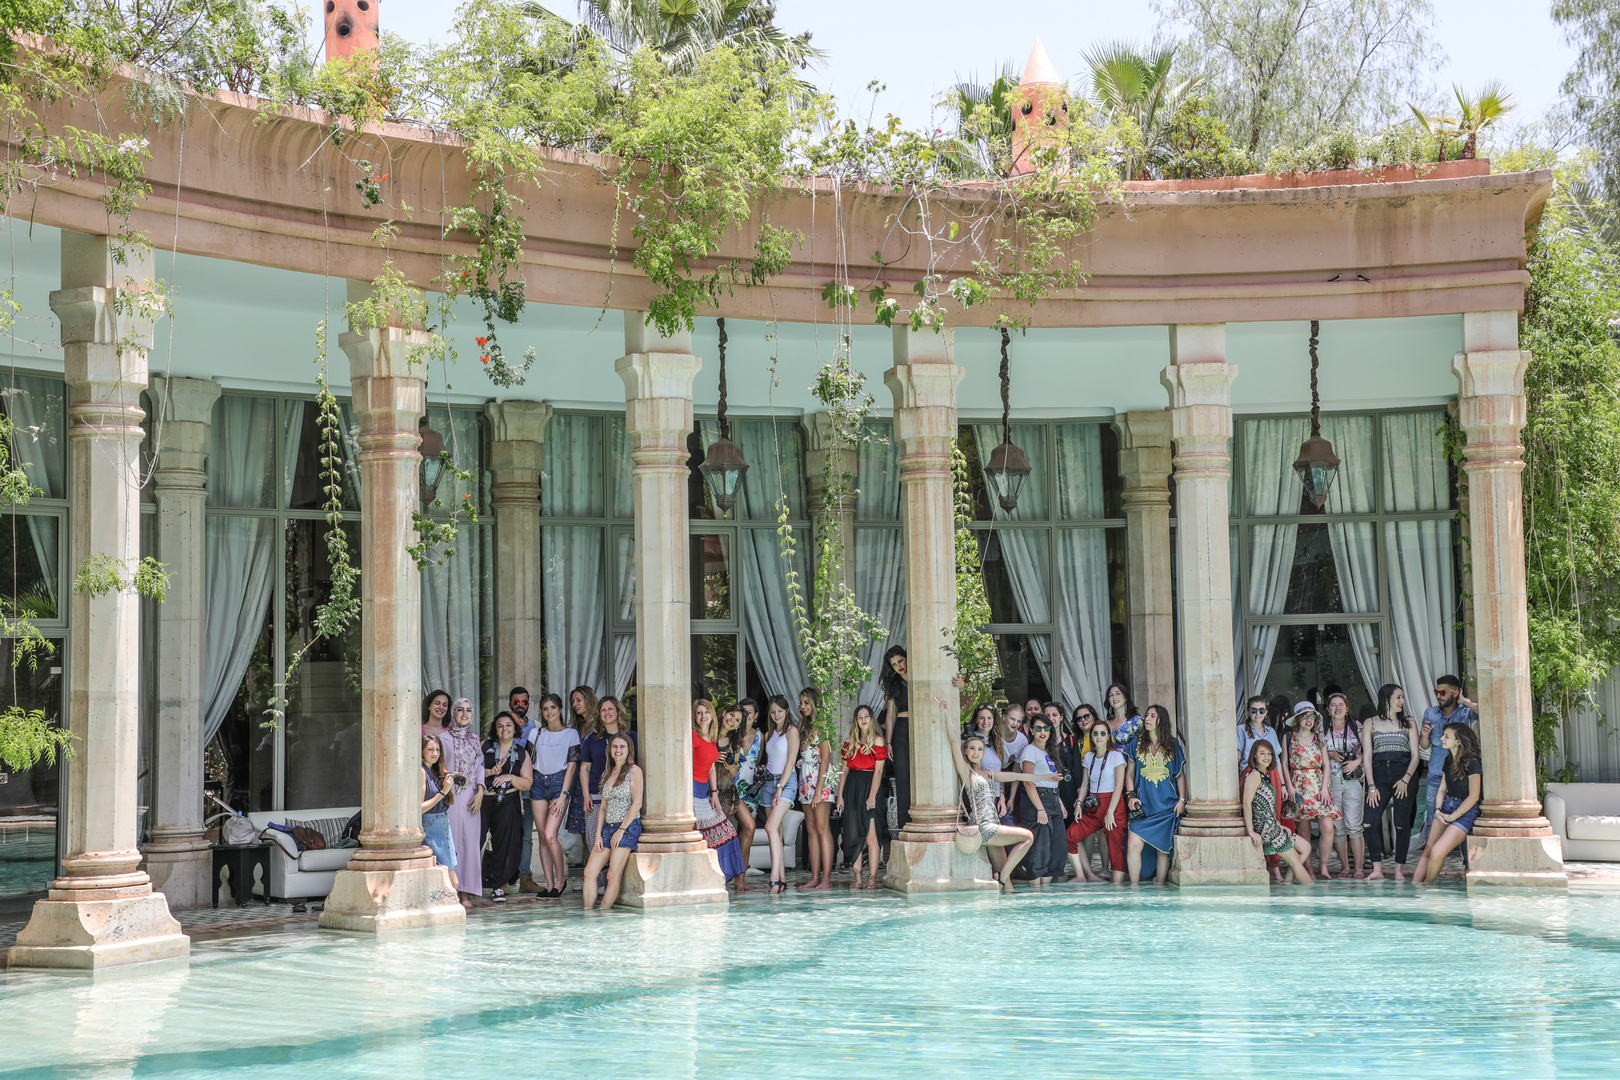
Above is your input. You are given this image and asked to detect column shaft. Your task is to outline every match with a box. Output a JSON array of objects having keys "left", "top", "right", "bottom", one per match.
[
  {"left": 319, "top": 282, "right": 464, "bottom": 931},
  {"left": 486, "top": 400, "right": 551, "bottom": 697},
  {"left": 144, "top": 376, "right": 222, "bottom": 909},
  {"left": 883, "top": 328, "right": 995, "bottom": 893},
  {"left": 615, "top": 313, "right": 726, "bottom": 909},
  {"left": 9, "top": 233, "right": 188, "bottom": 969},
  {"left": 1454, "top": 311, "right": 1566, "bottom": 887},
  {"left": 1116, "top": 410, "right": 1176, "bottom": 711},
  {"left": 1162, "top": 324, "right": 1265, "bottom": 887}
]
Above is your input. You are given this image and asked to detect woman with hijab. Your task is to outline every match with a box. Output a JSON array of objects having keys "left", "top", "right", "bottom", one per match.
[{"left": 443, "top": 697, "right": 485, "bottom": 908}]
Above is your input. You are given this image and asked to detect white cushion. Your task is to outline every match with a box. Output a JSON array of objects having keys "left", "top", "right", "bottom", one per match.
[
  {"left": 261, "top": 829, "right": 300, "bottom": 860},
  {"left": 297, "top": 847, "right": 353, "bottom": 872},
  {"left": 1566, "top": 815, "right": 1620, "bottom": 842}
]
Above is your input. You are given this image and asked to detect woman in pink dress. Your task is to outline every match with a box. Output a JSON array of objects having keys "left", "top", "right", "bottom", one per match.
[
  {"left": 1284, "top": 701, "right": 1340, "bottom": 877},
  {"left": 443, "top": 697, "right": 486, "bottom": 909}
]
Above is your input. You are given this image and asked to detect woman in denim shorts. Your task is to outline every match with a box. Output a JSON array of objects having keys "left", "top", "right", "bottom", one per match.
[
  {"left": 758, "top": 695, "right": 801, "bottom": 894},
  {"left": 529, "top": 693, "right": 579, "bottom": 899},
  {"left": 1413, "top": 723, "right": 1484, "bottom": 884},
  {"left": 420, "top": 736, "right": 459, "bottom": 893},
  {"left": 583, "top": 734, "right": 643, "bottom": 910}
]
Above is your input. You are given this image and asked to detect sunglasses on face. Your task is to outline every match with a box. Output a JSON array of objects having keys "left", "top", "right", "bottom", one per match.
[
  {"left": 1249, "top": 707, "right": 1266, "bottom": 714},
  {"left": 1031, "top": 724, "right": 1052, "bottom": 733}
]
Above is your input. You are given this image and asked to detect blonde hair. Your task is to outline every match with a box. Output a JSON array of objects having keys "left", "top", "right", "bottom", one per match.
[
  {"left": 692, "top": 699, "right": 718, "bottom": 740},
  {"left": 843, "top": 705, "right": 879, "bottom": 758}
]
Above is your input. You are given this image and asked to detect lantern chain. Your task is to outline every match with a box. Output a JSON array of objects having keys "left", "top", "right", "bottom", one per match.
[
  {"left": 999, "top": 327, "right": 1012, "bottom": 446},
  {"left": 1308, "top": 318, "right": 1321, "bottom": 439}
]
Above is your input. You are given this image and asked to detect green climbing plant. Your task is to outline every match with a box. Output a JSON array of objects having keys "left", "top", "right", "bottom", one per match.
[{"left": 943, "top": 441, "right": 1000, "bottom": 716}]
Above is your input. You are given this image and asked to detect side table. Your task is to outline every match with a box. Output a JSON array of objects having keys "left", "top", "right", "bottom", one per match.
[{"left": 210, "top": 843, "right": 272, "bottom": 908}]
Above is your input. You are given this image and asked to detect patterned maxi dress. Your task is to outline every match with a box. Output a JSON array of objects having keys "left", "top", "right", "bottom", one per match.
[
  {"left": 1247, "top": 767, "right": 1296, "bottom": 856},
  {"left": 1288, "top": 734, "right": 1342, "bottom": 823}
]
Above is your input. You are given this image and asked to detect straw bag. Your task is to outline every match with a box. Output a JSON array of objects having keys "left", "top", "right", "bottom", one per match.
[{"left": 954, "top": 789, "right": 984, "bottom": 855}]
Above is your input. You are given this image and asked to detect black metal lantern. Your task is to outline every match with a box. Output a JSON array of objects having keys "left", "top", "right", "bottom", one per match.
[
  {"left": 1292, "top": 320, "right": 1341, "bottom": 509},
  {"left": 699, "top": 318, "right": 749, "bottom": 517},
  {"left": 419, "top": 416, "right": 447, "bottom": 507},
  {"left": 983, "top": 327, "right": 1031, "bottom": 513}
]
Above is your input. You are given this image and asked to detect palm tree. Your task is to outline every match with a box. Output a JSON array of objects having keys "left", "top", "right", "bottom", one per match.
[
  {"left": 946, "top": 64, "right": 1018, "bottom": 177},
  {"left": 1410, "top": 81, "right": 1517, "bottom": 161},
  {"left": 525, "top": 0, "right": 823, "bottom": 74},
  {"left": 1083, "top": 41, "right": 1204, "bottom": 180}
]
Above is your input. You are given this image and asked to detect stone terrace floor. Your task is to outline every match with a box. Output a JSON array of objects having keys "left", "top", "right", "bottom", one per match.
[{"left": 4, "top": 855, "right": 1616, "bottom": 969}]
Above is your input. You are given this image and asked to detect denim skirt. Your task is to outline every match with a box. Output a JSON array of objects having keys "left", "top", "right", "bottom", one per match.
[{"left": 423, "top": 811, "right": 457, "bottom": 870}]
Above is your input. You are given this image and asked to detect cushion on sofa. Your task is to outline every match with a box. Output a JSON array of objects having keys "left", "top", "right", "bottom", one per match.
[
  {"left": 287, "top": 816, "right": 352, "bottom": 848},
  {"left": 297, "top": 847, "right": 354, "bottom": 872},
  {"left": 1566, "top": 815, "right": 1620, "bottom": 842}
]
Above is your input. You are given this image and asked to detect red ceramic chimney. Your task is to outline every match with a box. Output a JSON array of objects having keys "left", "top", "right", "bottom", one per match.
[{"left": 324, "top": 0, "right": 380, "bottom": 61}]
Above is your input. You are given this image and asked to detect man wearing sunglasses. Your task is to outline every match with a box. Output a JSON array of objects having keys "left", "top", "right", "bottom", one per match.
[{"left": 1416, "top": 675, "right": 1478, "bottom": 840}]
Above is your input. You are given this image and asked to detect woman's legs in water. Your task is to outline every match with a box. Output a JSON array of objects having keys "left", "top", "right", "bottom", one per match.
[
  {"left": 1127, "top": 831, "right": 1144, "bottom": 884},
  {"left": 984, "top": 826, "right": 1034, "bottom": 891},
  {"left": 1281, "top": 834, "right": 1315, "bottom": 884},
  {"left": 581, "top": 846, "right": 609, "bottom": 910},
  {"left": 765, "top": 796, "right": 792, "bottom": 886},
  {"left": 600, "top": 846, "right": 633, "bottom": 909},
  {"left": 541, "top": 797, "right": 567, "bottom": 892}
]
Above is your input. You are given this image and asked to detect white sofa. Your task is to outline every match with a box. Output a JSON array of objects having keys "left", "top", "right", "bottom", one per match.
[
  {"left": 1545, "top": 783, "right": 1620, "bottom": 861},
  {"left": 245, "top": 807, "right": 360, "bottom": 901},
  {"left": 746, "top": 808, "right": 804, "bottom": 871}
]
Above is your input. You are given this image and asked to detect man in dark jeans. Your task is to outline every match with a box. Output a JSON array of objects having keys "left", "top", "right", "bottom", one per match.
[{"left": 508, "top": 686, "right": 541, "bottom": 893}]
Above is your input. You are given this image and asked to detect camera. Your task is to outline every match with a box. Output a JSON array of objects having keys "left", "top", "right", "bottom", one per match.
[
  {"left": 1081, "top": 794, "right": 1100, "bottom": 811},
  {"left": 449, "top": 773, "right": 466, "bottom": 786}
]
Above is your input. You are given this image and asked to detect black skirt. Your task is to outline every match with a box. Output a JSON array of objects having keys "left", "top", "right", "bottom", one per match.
[
  {"left": 841, "top": 767, "right": 889, "bottom": 865},
  {"left": 481, "top": 791, "right": 523, "bottom": 889},
  {"left": 1020, "top": 787, "right": 1067, "bottom": 879}
]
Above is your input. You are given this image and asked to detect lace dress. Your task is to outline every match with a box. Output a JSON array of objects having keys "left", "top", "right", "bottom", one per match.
[{"left": 1288, "top": 734, "right": 1342, "bottom": 822}]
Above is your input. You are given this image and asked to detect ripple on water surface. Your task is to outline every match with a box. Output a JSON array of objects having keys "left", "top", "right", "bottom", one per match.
[{"left": 3, "top": 884, "right": 1620, "bottom": 1079}]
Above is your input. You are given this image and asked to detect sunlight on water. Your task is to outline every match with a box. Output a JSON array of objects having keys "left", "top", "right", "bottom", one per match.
[{"left": 4, "top": 884, "right": 1620, "bottom": 1079}]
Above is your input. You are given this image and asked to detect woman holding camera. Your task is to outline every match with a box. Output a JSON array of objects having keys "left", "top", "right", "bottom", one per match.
[
  {"left": 481, "top": 711, "right": 533, "bottom": 903},
  {"left": 420, "top": 735, "right": 463, "bottom": 904},
  {"left": 444, "top": 697, "right": 486, "bottom": 909},
  {"left": 583, "top": 733, "right": 643, "bottom": 911},
  {"left": 1067, "top": 718, "right": 1127, "bottom": 883}
]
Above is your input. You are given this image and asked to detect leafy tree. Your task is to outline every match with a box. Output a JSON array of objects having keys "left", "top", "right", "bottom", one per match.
[
  {"left": 1083, "top": 40, "right": 1205, "bottom": 179},
  {"left": 1153, "top": 0, "right": 1441, "bottom": 154},
  {"left": 1410, "top": 81, "right": 1517, "bottom": 160},
  {"left": 524, "top": 0, "right": 822, "bottom": 78},
  {"left": 1554, "top": 0, "right": 1620, "bottom": 202}
]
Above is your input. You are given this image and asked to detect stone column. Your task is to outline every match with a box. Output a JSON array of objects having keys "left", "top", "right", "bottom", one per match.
[
  {"left": 883, "top": 327, "right": 994, "bottom": 894},
  {"left": 485, "top": 400, "right": 552, "bottom": 698},
  {"left": 143, "top": 376, "right": 222, "bottom": 910},
  {"left": 320, "top": 281, "right": 466, "bottom": 931},
  {"left": 9, "top": 234, "right": 189, "bottom": 969},
  {"left": 615, "top": 312, "right": 726, "bottom": 909},
  {"left": 1161, "top": 324, "right": 1265, "bottom": 887},
  {"left": 1453, "top": 311, "right": 1566, "bottom": 888},
  {"left": 1115, "top": 410, "right": 1176, "bottom": 712}
]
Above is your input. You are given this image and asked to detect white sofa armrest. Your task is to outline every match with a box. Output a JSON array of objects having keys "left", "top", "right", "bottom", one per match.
[{"left": 1545, "top": 790, "right": 1567, "bottom": 840}]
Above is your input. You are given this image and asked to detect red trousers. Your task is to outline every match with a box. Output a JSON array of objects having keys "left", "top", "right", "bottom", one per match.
[{"left": 1067, "top": 795, "right": 1127, "bottom": 869}]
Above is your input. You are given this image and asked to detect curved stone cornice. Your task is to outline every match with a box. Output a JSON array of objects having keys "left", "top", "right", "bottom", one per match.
[{"left": 5, "top": 58, "right": 1552, "bottom": 328}]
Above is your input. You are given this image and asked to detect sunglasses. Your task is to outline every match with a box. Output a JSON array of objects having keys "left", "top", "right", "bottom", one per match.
[
  {"left": 1248, "top": 707, "right": 1267, "bottom": 714},
  {"left": 1031, "top": 724, "right": 1052, "bottom": 733}
]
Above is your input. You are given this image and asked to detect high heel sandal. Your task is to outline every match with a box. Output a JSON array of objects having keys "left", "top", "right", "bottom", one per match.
[{"left": 769, "top": 880, "right": 786, "bottom": 894}]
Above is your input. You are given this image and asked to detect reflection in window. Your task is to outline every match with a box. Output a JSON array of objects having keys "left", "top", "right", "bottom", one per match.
[
  {"left": 692, "top": 534, "right": 731, "bottom": 621},
  {"left": 992, "top": 633, "right": 1053, "bottom": 706},
  {"left": 283, "top": 520, "right": 362, "bottom": 811},
  {"left": 693, "top": 633, "right": 738, "bottom": 706},
  {"left": 0, "top": 636, "right": 62, "bottom": 896},
  {"left": 1256, "top": 623, "right": 1380, "bottom": 717},
  {"left": 285, "top": 399, "right": 361, "bottom": 512},
  {"left": 1, "top": 374, "right": 67, "bottom": 500},
  {"left": 0, "top": 513, "right": 58, "bottom": 619},
  {"left": 211, "top": 602, "right": 275, "bottom": 812}
]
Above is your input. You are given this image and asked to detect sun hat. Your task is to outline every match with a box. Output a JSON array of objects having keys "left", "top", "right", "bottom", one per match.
[{"left": 1288, "top": 700, "right": 1319, "bottom": 727}]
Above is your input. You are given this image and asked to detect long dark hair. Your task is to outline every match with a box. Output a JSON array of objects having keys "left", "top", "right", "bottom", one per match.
[
  {"left": 1105, "top": 682, "right": 1137, "bottom": 722},
  {"left": 879, "top": 645, "right": 907, "bottom": 704},
  {"left": 766, "top": 694, "right": 797, "bottom": 733},
  {"left": 1377, "top": 684, "right": 1413, "bottom": 727},
  {"left": 1443, "top": 723, "right": 1482, "bottom": 786},
  {"left": 1139, "top": 704, "right": 1176, "bottom": 759},
  {"left": 1240, "top": 694, "right": 1268, "bottom": 735},
  {"left": 487, "top": 710, "right": 518, "bottom": 743},
  {"left": 422, "top": 690, "right": 450, "bottom": 726},
  {"left": 569, "top": 685, "right": 599, "bottom": 732}
]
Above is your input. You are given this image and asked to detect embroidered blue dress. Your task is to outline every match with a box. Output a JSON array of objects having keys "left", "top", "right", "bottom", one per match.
[{"left": 1127, "top": 738, "right": 1185, "bottom": 857}]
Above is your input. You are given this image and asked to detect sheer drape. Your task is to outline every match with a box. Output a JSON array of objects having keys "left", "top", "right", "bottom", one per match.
[
  {"left": 853, "top": 425, "right": 904, "bottom": 710},
  {"left": 542, "top": 413, "right": 607, "bottom": 695},
  {"left": 1383, "top": 411, "right": 1457, "bottom": 713},
  {"left": 1321, "top": 416, "right": 1381, "bottom": 697},
  {"left": 421, "top": 409, "right": 483, "bottom": 713},
  {"left": 610, "top": 418, "right": 636, "bottom": 692},
  {"left": 971, "top": 424, "right": 1112, "bottom": 712},
  {"left": 1242, "top": 418, "right": 1309, "bottom": 697},
  {"left": 202, "top": 396, "right": 279, "bottom": 744}
]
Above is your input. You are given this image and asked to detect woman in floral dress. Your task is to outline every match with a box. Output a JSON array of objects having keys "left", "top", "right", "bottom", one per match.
[
  {"left": 1285, "top": 701, "right": 1340, "bottom": 877},
  {"left": 1243, "top": 741, "right": 1314, "bottom": 883}
]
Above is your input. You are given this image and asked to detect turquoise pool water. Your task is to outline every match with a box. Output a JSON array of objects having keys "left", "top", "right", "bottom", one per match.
[{"left": 4, "top": 883, "right": 1620, "bottom": 1078}]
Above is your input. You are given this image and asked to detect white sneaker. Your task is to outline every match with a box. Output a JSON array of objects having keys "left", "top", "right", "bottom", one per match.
[{"left": 492, "top": 888, "right": 507, "bottom": 903}]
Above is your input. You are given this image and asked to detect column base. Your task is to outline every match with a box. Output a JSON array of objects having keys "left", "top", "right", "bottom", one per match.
[
  {"left": 143, "top": 840, "right": 213, "bottom": 910},
  {"left": 1465, "top": 832, "right": 1568, "bottom": 889},
  {"left": 883, "top": 838, "right": 1001, "bottom": 894},
  {"left": 7, "top": 890, "right": 189, "bottom": 971},
  {"left": 1168, "top": 832, "right": 1269, "bottom": 888},
  {"left": 617, "top": 849, "right": 729, "bottom": 910},
  {"left": 318, "top": 865, "right": 467, "bottom": 932}
]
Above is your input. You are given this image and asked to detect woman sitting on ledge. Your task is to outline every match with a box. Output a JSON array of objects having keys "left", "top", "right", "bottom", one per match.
[
  {"left": 583, "top": 733, "right": 642, "bottom": 911},
  {"left": 941, "top": 694, "right": 1060, "bottom": 893},
  {"left": 1412, "top": 723, "right": 1484, "bottom": 885}
]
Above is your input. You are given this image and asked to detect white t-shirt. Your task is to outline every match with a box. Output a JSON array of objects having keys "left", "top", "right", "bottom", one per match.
[
  {"left": 533, "top": 726, "right": 581, "bottom": 775},
  {"left": 1020, "top": 744, "right": 1060, "bottom": 789},
  {"left": 1004, "top": 731, "right": 1030, "bottom": 762},
  {"left": 1082, "top": 750, "right": 1127, "bottom": 794},
  {"left": 981, "top": 744, "right": 1004, "bottom": 774}
]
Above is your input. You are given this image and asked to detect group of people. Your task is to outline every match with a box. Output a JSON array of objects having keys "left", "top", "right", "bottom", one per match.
[{"left": 415, "top": 644, "right": 1485, "bottom": 907}]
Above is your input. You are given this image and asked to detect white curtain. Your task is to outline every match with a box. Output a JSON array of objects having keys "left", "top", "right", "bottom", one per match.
[
  {"left": 420, "top": 409, "right": 483, "bottom": 714},
  {"left": 4, "top": 374, "right": 65, "bottom": 607},
  {"left": 1321, "top": 415, "right": 1381, "bottom": 698},
  {"left": 1242, "top": 418, "right": 1310, "bottom": 697},
  {"left": 611, "top": 418, "right": 636, "bottom": 693},
  {"left": 972, "top": 424, "right": 1052, "bottom": 687},
  {"left": 542, "top": 413, "right": 607, "bottom": 695},
  {"left": 853, "top": 425, "right": 904, "bottom": 711},
  {"left": 1383, "top": 411, "right": 1457, "bottom": 713},
  {"left": 202, "top": 396, "right": 279, "bottom": 744}
]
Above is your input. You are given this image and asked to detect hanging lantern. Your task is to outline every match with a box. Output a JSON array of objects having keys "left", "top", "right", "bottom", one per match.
[
  {"left": 700, "top": 318, "right": 749, "bottom": 517},
  {"left": 418, "top": 416, "right": 448, "bottom": 507},
  {"left": 1292, "top": 320, "right": 1341, "bottom": 509},
  {"left": 983, "top": 327, "right": 1032, "bottom": 513}
]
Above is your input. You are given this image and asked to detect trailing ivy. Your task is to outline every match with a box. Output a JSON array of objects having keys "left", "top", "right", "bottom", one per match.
[{"left": 943, "top": 441, "right": 1000, "bottom": 715}]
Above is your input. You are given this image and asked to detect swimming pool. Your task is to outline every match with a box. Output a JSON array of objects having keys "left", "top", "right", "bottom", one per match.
[{"left": 3, "top": 883, "right": 1619, "bottom": 1078}]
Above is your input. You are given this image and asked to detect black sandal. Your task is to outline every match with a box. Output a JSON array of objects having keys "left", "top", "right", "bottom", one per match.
[{"left": 769, "top": 880, "right": 786, "bottom": 894}]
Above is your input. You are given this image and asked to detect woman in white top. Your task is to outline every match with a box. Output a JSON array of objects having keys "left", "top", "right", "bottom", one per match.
[
  {"left": 1067, "top": 719, "right": 1128, "bottom": 883},
  {"left": 1019, "top": 716, "right": 1067, "bottom": 887},
  {"left": 529, "top": 693, "right": 579, "bottom": 899},
  {"left": 994, "top": 706, "right": 1030, "bottom": 824},
  {"left": 760, "top": 694, "right": 801, "bottom": 895}
]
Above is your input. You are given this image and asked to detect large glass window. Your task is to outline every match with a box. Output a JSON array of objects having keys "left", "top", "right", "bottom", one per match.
[{"left": 1234, "top": 409, "right": 1459, "bottom": 715}]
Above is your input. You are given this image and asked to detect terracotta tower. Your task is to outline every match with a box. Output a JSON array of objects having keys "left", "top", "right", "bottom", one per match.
[
  {"left": 324, "top": 0, "right": 381, "bottom": 61},
  {"left": 1010, "top": 38, "right": 1067, "bottom": 176}
]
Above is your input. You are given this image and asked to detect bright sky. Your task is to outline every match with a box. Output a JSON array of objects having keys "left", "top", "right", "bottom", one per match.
[{"left": 362, "top": 0, "right": 1577, "bottom": 128}]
